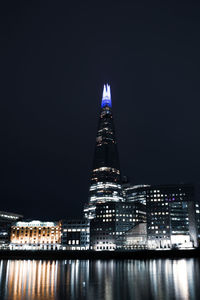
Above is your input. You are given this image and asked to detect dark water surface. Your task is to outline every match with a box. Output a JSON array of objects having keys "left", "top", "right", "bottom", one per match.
[{"left": 0, "top": 258, "right": 200, "bottom": 300}]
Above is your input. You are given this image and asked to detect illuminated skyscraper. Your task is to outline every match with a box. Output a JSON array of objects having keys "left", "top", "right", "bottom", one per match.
[{"left": 84, "top": 84, "right": 124, "bottom": 219}]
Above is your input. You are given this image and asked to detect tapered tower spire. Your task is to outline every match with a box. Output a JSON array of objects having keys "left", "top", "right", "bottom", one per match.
[
  {"left": 101, "top": 84, "right": 112, "bottom": 108},
  {"left": 84, "top": 84, "right": 124, "bottom": 219}
]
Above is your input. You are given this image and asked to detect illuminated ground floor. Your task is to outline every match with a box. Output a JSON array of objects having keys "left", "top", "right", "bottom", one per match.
[{"left": 10, "top": 243, "right": 62, "bottom": 250}]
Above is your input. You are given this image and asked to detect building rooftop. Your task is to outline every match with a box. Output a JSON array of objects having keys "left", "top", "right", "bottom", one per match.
[
  {"left": 14, "top": 220, "right": 57, "bottom": 227},
  {"left": 0, "top": 211, "right": 23, "bottom": 220}
]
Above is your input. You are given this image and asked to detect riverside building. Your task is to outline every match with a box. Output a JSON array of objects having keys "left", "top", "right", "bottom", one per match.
[
  {"left": 146, "top": 184, "right": 198, "bottom": 249},
  {"left": 84, "top": 85, "right": 124, "bottom": 220},
  {"left": 0, "top": 211, "right": 23, "bottom": 249},
  {"left": 90, "top": 201, "right": 146, "bottom": 250},
  {"left": 195, "top": 202, "right": 200, "bottom": 241},
  {"left": 61, "top": 219, "right": 90, "bottom": 250},
  {"left": 119, "top": 223, "right": 147, "bottom": 250},
  {"left": 10, "top": 220, "right": 61, "bottom": 250}
]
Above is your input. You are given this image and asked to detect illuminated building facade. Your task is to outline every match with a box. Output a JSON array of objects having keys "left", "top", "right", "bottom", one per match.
[
  {"left": 10, "top": 220, "right": 61, "bottom": 250},
  {"left": 90, "top": 201, "right": 146, "bottom": 250},
  {"left": 61, "top": 219, "right": 90, "bottom": 250},
  {"left": 119, "top": 223, "right": 147, "bottom": 250},
  {"left": 123, "top": 183, "right": 150, "bottom": 204},
  {"left": 0, "top": 211, "right": 23, "bottom": 249},
  {"left": 195, "top": 202, "right": 200, "bottom": 240},
  {"left": 146, "top": 184, "right": 198, "bottom": 249},
  {"left": 84, "top": 85, "right": 124, "bottom": 220}
]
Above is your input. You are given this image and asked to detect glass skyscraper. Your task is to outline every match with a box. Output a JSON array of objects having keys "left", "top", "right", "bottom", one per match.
[{"left": 84, "top": 84, "right": 124, "bottom": 219}]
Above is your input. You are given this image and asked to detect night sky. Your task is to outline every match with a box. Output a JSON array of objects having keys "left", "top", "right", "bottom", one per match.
[{"left": 1, "top": 1, "right": 200, "bottom": 220}]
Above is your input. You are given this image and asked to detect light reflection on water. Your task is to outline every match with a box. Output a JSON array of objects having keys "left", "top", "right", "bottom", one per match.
[{"left": 0, "top": 258, "right": 199, "bottom": 300}]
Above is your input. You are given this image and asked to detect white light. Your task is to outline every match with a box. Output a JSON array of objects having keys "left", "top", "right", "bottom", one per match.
[
  {"left": 15, "top": 221, "right": 56, "bottom": 227},
  {"left": 102, "top": 84, "right": 111, "bottom": 101}
]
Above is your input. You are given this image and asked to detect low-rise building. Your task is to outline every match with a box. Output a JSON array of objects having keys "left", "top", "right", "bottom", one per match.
[
  {"left": 10, "top": 220, "right": 61, "bottom": 250},
  {"left": 61, "top": 219, "right": 90, "bottom": 250},
  {"left": 0, "top": 211, "right": 23, "bottom": 249}
]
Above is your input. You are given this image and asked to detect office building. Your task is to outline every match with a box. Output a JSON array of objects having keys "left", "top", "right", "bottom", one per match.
[
  {"left": 123, "top": 183, "right": 150, "bottom": 204},
  {"left": 84, "top": 85, "right": 124, "bottom": 220},
  {"left": 146, "top": 184, "right": 198, "bottom": 249},
  {"left": 0, "top": 211, "right": 23, "bottom": 249},
  {"left": 90, "top": 201, "right": 146, "bottom": 250},
  {"left": 119, "top": 223, "right": 147, "bottom": 250},
  {"left": 61, "top": 219, "right": 90, "bottom": 250},
  {"left": 195, "top": 202, "right": 200, "bottom": 240}
]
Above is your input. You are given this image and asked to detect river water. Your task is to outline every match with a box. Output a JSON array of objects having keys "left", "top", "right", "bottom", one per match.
[{"left": 0, "top": 258, "right": 200, "bottom": 300}]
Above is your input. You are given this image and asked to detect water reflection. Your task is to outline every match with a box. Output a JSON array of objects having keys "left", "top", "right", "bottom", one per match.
[{"left": 0, "top": 258, "right": 199, "bottom": 299}]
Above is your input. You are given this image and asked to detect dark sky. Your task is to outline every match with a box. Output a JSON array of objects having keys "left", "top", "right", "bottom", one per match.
[{"left": 1, "top": 1, "right": 200, "bottom": 220}]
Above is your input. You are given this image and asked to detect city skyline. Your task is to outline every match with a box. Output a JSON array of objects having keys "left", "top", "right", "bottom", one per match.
[
  {"left": 1, "top": 2, "right": 200, "bottom": 300},
  {"left": 1, "top": 80, "right": 200, "bottom": 220},
  {"left": 1, "top": 1, "right": 200, "bottom": 220}
]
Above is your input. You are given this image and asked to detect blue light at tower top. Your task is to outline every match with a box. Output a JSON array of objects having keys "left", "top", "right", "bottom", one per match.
[{"left": 101, "top": 84, "right": 112, "bottom": 108}]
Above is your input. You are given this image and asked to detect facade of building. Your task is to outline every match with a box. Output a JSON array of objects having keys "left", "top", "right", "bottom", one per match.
[
  {"left": 10, "top": 220, "right": 61, "bottom": 250},
  {"left": 195, "top": 202, "right": 200, "bottom": 240},
  {"left": 123, "top": 183, "right": 150, "bottom": 204},
  {"left": 118, "top": 223, "right": 147, "bottom": 250},
  {"left": 90, "top": 201, "right": 146, "bottom": 250},
  {"left": 0, "top": 211, "right": 23, "bottom": 249},
  {"left": 84, "top": 85, "right": 124, "bottom": 220},
  {"left": 61, "top": 219, "right": 90, "bottom": 250},
  {"left": 146, "top": 184, "right": 198, "bottom": 249}
]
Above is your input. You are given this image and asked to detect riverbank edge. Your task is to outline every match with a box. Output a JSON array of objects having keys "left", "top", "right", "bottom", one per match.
[{"left": 0, "top": 249, "right": 200, "bottom": 260}]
